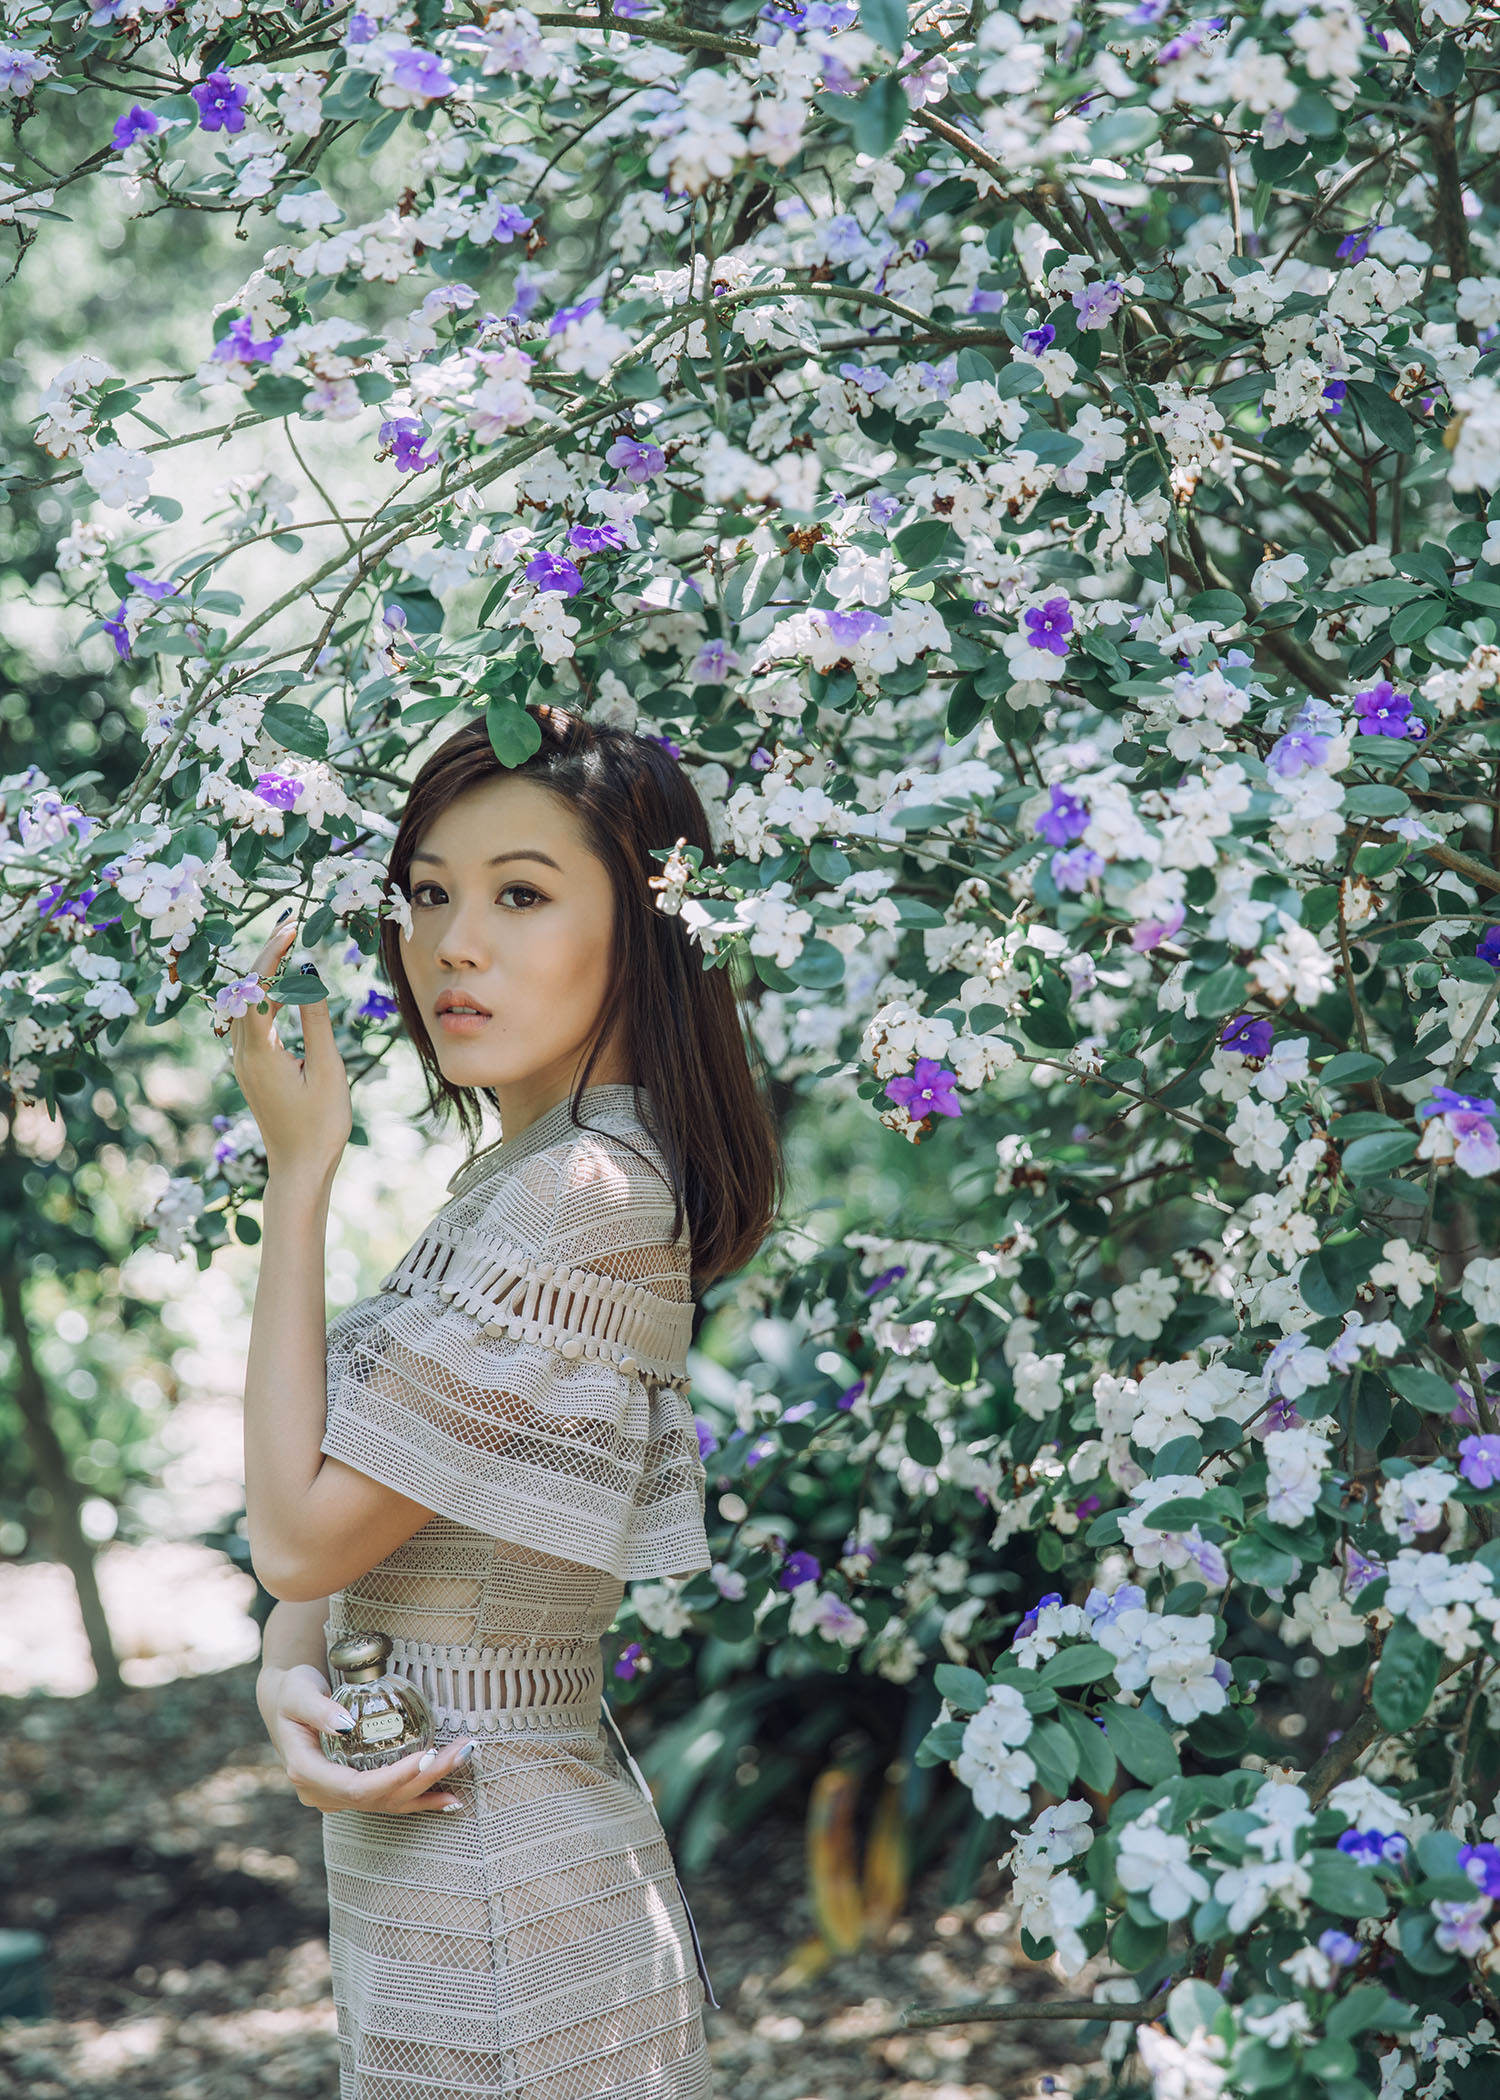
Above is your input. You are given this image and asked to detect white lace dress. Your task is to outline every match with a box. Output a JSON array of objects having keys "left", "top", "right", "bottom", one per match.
[{"left": 315, "top": 1083, "right": 716, "bottom": 2099}]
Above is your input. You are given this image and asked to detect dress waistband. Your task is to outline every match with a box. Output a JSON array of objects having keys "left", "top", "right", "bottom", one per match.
[{"left": 382, "top": 1635, "right": 603, "bottom": 1735}]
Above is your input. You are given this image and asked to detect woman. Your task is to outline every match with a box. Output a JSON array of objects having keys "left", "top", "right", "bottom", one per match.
[{"left": 233, "top": 706, "right": 784, "bottom": 2099}]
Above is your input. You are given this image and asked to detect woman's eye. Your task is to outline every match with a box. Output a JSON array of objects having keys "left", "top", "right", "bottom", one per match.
[
  {"left": 500, "top": 884, "right": 544, "bottom": 909},
  {"left": 411, "top": 882, "right": 446, "bottom": 908}
]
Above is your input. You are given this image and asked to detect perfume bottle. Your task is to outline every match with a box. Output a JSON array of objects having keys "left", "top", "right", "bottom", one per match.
[{"left": 319, "top": 1632, "right": 435, "bottom": 1771}]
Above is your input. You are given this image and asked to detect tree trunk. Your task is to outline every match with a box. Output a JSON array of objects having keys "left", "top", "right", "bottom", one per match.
[{"left": 0, "top": 1264, "right": 123, "bottom": 1696}]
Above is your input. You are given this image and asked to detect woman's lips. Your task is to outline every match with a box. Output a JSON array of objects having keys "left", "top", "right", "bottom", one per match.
[{"left": 435, "top": 1002, "right": 491, "bottom": 1037}]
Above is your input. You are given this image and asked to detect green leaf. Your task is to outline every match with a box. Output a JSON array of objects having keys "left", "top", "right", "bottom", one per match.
[
  {"left": 1415, "top": 34, "right": 1465, "bottom": 96},
  {"left": 1058, "top": 1704, "right": 1117, "bottom": 1792},
  {"left": 1299, "top": 1235, "right": 1381, "bottom": 1318},
  {"left": 1341, "top": 1129, "right": 1419, "bottom": 1183},
  {"left": 1102, "top": 1703, "right": 1180, "bottom": 1784},
  {"left": 848, "top": 73, "right": 909, "bottom": 156},
  {"left": 1190, "top": 963, "right": 1249, "bottom": 1018},
  {"left": 905, "top": 1413, "right": 943, "bottom": 1466},
  {"left": 1326, "top": 1984, "right": 1409, "bottom": 2043},
  {"left": 265, "top": 969, "right": 329, "bottom": 1005},
  {"left": 784, "top": 937, "right": 846, "bottom": 990},
  {"left": 1389, "top": 598, "right": 1447, "bottom": 645},
  {"left": 859, "top": 0, "right": 909, "bottom": 55},
  {"left": 933, "top": 1664, "right": 989, "bottom": 1715},
  {"left": 1387, "top": 1364, "right": 1462, "bottom": 1415},
  {"left": 916, "top": 1719, "right": 968, "bottom": 1767},
  {"left": 613, "top": 362, "right": 664, "bottom": 401},
  {"left": 895, "top": 518, "right": 955, "bottom": 568},
  {"left": 1228, "top": 1533, "right": 1299, "bottom": 1591},
  {"left": 1038, "top": 1646, "right": 1115, "bottom": 1689},
  {"left": 1372, "top": 1617, "right": 1441, "bottom": 1732},
  {"left": 262, "top": 701, "right": 329, "bottom": 760},
  {"left": 1167, "top": 1980, "right": 1225, "bottom": 2044},
  {"left": 1150, "top": 1498, "right": 1217, "bottom": 1533},
  {"left": 1307, "top": 1851, "right": 1384, "bottom": 1918},
  {"left": 486, "top": 694, "right": 544, "bottom": 767},
  {"left": 1345, "top": 379, "right": 1418, "bottom": 457},
  {"left": 1319, "top": 1051, "right": 1385, "bottom": 1085},
  {"left": 1027, "top": 1717, "right": 1079, "bottom": 1796}
]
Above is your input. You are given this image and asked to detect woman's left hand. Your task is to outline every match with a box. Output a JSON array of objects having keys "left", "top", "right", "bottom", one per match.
[{"left": 230, "top": 919, "right": 352, "bottom": 1187}]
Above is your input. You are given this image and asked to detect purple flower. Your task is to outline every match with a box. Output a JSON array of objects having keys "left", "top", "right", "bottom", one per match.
[
  {"left": 1014, "top": 1590, "right": 1064, "bottom": 1642},
  {"left": 125, "top": 569, "right": 177, "bottom": 601},
  {"left": 967, "top": 287, "right": 1007, "bottom": 316},
  {"left": 357, "top": 989, "right": 399, "bottom": 1022},
  {"left": 388, "top": 48, "right": 455, "bottom": 101},
  {"left": 213, "top": 314, "right": 284, "bottom": 366},
  {"left": 100, "top": 599, "right": 132, "bottom": 659},
  {"left": 37, "top": 882, "right": 117, "bottom": 933},
  {"left": 548, "top": 295, "right": 603, "bottom": 336},
  {"left": 1338, "top": 1827, "right": 1407, "bottom": 1864},
  {"left": 644, "top": 733, "right": 681, "bottom": 760},
  {"left": 0, "top": 46, "right": 51, "bottom": 95},
  {"left": 507, "top": 278, "right": 544, "bottom": 323},
  {"left": 1021, "top": 323, "right": 1056, "bottom": 355},
  {"left": 915, "top": 355, "right": 957, "bottom": 397},
  {"left": 1460, "top": 1843, "right": 1500, "bottom": 1897},
  {"left": 1419, "top": 1087, "right": 1499, "bottom": 1120},
  {"left": 1024, "top": 596, "right": 1073, "bottom": 657},
  {"left": 1051, "top": 846, "right": 1104, "bottom": 893},
  {"left": 1130, "top": 904, "right": 1186, "bottom": 952},
  {"left": 525, "top": 550, "right": 584, "bottom": 595},
  {"left": 613, "top": 1641, "right": 643, "bottom": 1679},
  {"left": 1073, "top": 279, "right": 1125, "bottom": 330},
  {"left": 1034, "top": 783, "right": 1089, "bottom": 846},
  {"left": 1460, "top": 1434, "right": 1500, "bottom": 1489},
  {"left": 605, "top": 435, "right": 665, "bottom": 481},
  {"left": 1221, "top": 1014, "right": 1273, "bottom": 1059},
  {"left": 867, "top": 492, "right": 902, "bottom": 526},
  {"left": 1352, "top": 680, "right": 1413, "bottom": 736},
  {"left": 1343, "top": 1545, "right": 1384, "bottom": 1594},
  {"left": 491, "top": 201, "right": 534, "bottom": 242},
  {"left": 1322, "top": 379, "right": 1347, "bottom": 413},
  {"left": 839, "top": 361, "right": 888, "bottom": 395},
  {"left": 691, "top": 639, "right": 739, "bottom": 683},
  {"left": 885, "top": 1056, "right": 962, "bottom": 1122},
  {"left": 111, "top": 104, "right": 160, "bottom": 151},
  {"left": 214, "top": 974, "right": 264, "bottom": 1019},
  {"left": 1476, "top": 927, "right": 1500, "bottom": 968},
  {"left": 378, "top": 417, "right": 437, "bottom": 473},
  {"left": 1267, "top": 725, "right": 1333, "bottom": 778},
  {"left": 1085, "top": 1582, "right": 1147, "bottom": 1628},
  {"left": 824, "top": 607, "right": 889, "bottom": 646},
  {"left": 346, "top": 10, "right": 375, "bottom": 40},
  {"left": 780, "top": 1549, "right": 822, "bottom": 1590},
  {"left": 1336, "top": 222, "right": 1382, "bottom": 264},
  {"left": 863, "top": 1263, "right": 908, "bottom": 1297},
  {"left": 693, "top": 1415, "right": 720, "bottom": 1460},
  {"left": 191, "top": 68, "right": 249, "bottom": 134},
  {"left": 567, "top": 523, "right": 627, "bottom": 555},
  {"left": 1433, "top": 1897, "right": 1493, "bottom": 1958},
  {"left": 255, "top": 771, "right": 303, "bottom": 811},
  {"left": 1188, "top": 1537, "right": 1230, "bottom": 1588},
  {"left": 1319, "top": 1929, "right": 1361, "bottom": 1968},
  {"left": 835, "top": 1378, "right": 866, "bottom": 1411}
]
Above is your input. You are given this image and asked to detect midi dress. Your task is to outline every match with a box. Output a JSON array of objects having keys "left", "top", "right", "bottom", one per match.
[{"left": 315, "top": 1081, "right": 717, "bottom": 2100}]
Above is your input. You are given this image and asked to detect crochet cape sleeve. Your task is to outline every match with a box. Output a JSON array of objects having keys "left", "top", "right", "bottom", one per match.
[{"left": 318, "top": 1125, "right": 710, "bottom": 1583}]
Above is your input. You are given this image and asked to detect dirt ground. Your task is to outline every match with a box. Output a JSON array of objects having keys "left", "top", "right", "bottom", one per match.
[{"left": 0, "top": 1665, "right": 1111, "bottom": 2100}]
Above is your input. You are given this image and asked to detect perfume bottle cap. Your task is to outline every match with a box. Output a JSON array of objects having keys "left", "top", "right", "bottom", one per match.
[{"left": 329, "top": 1631, "right": 394, "bottom": 1682}]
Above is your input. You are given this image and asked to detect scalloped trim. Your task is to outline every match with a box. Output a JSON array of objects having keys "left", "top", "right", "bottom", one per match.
[{"left": 379, "top": 1230, "right": 694, "bottom": 1392}]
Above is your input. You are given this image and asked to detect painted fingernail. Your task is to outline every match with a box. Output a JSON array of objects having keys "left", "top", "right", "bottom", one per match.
[
  {"left": 299, "top": 961, "right": 319, "bottom": 976},
  {"left": 276, "top": 906, "right": 295, "bottom": 925},
  {"left": 452, "top": 1744, "right": 475, "bottom": 1767},
  {"left": 418, "top": 1748, "right": 439, "bottom": 1772},
  {"left": 441, "top": 1800, "right": 462, "bottom": 1812},
  {"left": 327, "top": 1713, "right": 356, "bottom": 1732}
]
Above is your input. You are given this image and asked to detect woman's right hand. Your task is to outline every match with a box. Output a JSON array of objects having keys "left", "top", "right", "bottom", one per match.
[{"left": 268, "top": 1664, "right": 475, "bottom": 1815}]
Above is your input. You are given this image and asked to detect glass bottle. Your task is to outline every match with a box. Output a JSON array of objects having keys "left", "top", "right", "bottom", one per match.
[{"left": 319, "top": 1631, "right": 435, "bottom": 1772}]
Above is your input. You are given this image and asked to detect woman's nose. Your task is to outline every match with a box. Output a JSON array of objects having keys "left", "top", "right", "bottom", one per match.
[{"left": 433, "top": 903, "right": 491, "bottom": 972}]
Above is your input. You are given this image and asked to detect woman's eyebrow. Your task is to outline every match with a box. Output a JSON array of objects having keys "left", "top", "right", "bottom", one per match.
[{"left": 409, "top": 849, "right": 563, "bottom": 870}]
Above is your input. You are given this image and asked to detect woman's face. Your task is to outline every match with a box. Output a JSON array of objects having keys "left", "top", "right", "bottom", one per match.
[{"left": 399, "top": 774, "right": 629, "bottom": 1119}]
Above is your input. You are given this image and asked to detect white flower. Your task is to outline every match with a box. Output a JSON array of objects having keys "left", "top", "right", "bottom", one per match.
[
  {"left": 1135, "top": 2022, "right": 1229, "bottom": 2100},
  {"left": 81, "top": 444, "right": 153, "bottom": 507},
  {"left": 1263, "top": 1425, "right": 1332, "bottom": 1528},
  {"left": 1014, "top": 1349, "right": 1066, "bottom": 1419},
  {"left": 1253, "top": 551, "right": 1309, "bottom": 604},
  {"left": 1113, "top": 1267, "right": 1179, "bottom": 1342},
  {"left": 1228, "top": 1095, "right": 1287, "bottom": 1173},
  {"left": 1095, "top": 1608, "right": 1228, "bottom": 1724},
  {"left": 1252, "top": 921, "right": 1337, "bottom": 1005},
  {"left": 1462, "top": 1256, "right": 1500, "bottom": 1325},
  {"left": 1370, "top": 1240, "right": 1437, "bottom": 1309},
  {"left": 1281, "top": 1567, "right": 1369, "bottom": 1656},
  {"left": 1379, "top": 1464, "right": 1458, "bottom": 1546},
  {"left": 1116, "top": 1812, "right": 1210, "bottom": 1922},
  {"left": 955, "top": 1684, "right": 1036, "bottom": 1820}
]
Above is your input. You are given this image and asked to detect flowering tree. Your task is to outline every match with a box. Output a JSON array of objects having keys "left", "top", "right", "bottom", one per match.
[{"left": 10, "top": 0, "right": 1500, "bottom": 2089}]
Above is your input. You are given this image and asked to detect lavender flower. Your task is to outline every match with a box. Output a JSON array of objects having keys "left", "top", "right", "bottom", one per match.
[
  {"left": 1073, "top": 279, "right": 1125, "bottom": 330},
  {"left": 824, "top": 607, "right": 888, "bottom": 646},
  {"left": 356, "top": 989, "right": 399, "bottom": 1021},
  {"left": 884, "top": 1056, "right": 962, "bottom": 1120},
  {"left": 867, "top": 492, "right": 903, "bottom": 526},
  {"left": 99, "top": 600, "right": 131, "bottom": 659},
  {"left": 605, "top": 435, "right": 665, "bottom": 481},
  {"left": 1013, "top": 1590, "right": 1064, "bottom": 1642},
  {"left": 255, "top": 771, "right": 303, "bottom": 811},
  {"left": 780, "top": 1549, "right": 822, "bottom": 1589},
  {"left": 191, "top": 68, "right": 249, "bottom": 134},
  {"left": 1024, "top": 596, "right": 1074, "bottom": 657},
  {"left": 111, "top": 104, "right": 160, "bottom": 151},
  {"left": 1477, "top": 927, "right": 1500, "bottom": 968},
  {"left": 214, "top": 975, "right": 264, "bottom": 1019},
  {"left": 1337, "top": 1828, "right": 1407, "bottom": 1864},
  {"left": 691, "top": 639, "right": 739, "bottom": 683},
  {"left": 693, "top": 1415, "right": 720, "bottom": 1460},
  {"left": 526, "top": 549, "right": 584, "bottom": 595},
  {"left": 548, "top": 295, "right": 603, "bottom": 336},
  {"left": 1322, "top": 380, "right": 1347, "bottom": 414},
  {"left": 1433, "top": 1898, "right": 1493, "bottom": 1957},
  {"left": 1459, "top": 1434, "right": 1500, "bottom": 1489},
  {"left": 1318, "top": 1929, "right": 1361, "bottom": 1968},
  {"left": 1352, "top": 680, "right": 1413, "bottom": 736},
  {"left": 1021, "top": 323, "right": 1056, "bottom": 355},
  {"left": 1130, "top": 903, "right": 1186, "bottom": 952},
  {"left": 1034, "top": 783, "right": 1090, "bottom": 846},
  {"left": 567, "top": 522, "right": 628, "bottom": 555},
  {"left": 378, "top": 417, "right": 437, "bottom": 472},
  {"left": 1221, "top": 1014, "right": 1273, "bottom": 1059},
  {"left": 839, "top": 361, "right": 888, "bottom": 395},
  {"left": 213, "top": 315, "right": 284, "bottom": 365},
  {"left": 613, "top": 1641, "right": 643, "bottom": 1679},
  {"left": 1459, "top": 1843, "right": 1500, "bottom": 1897},
  {"left": 388, "top": 48, "right": 455, "bottom": 102},
  {"left": 1336, "top": 222, "right": 1382, "bottom": 263},
  {"left": 863, "top": 1264, "right": 908, "bottom": 1297},
  {"left": 1418, "top": 1087, "right": 1500, "bottom": 1120},
  {"left": 1051, "top": 846, "right": 1104, "bottom": 893},
  {"left": 835, "top": 1378, "right": 866, "bottom": 1411},
  {"left": 491, "top": 201, "right": 534, "bottom": 243}
]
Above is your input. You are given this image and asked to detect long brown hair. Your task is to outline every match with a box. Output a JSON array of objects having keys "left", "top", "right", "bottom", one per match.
[{"left": 378, "top": 705, "right": 785, "bottom": 1289}]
